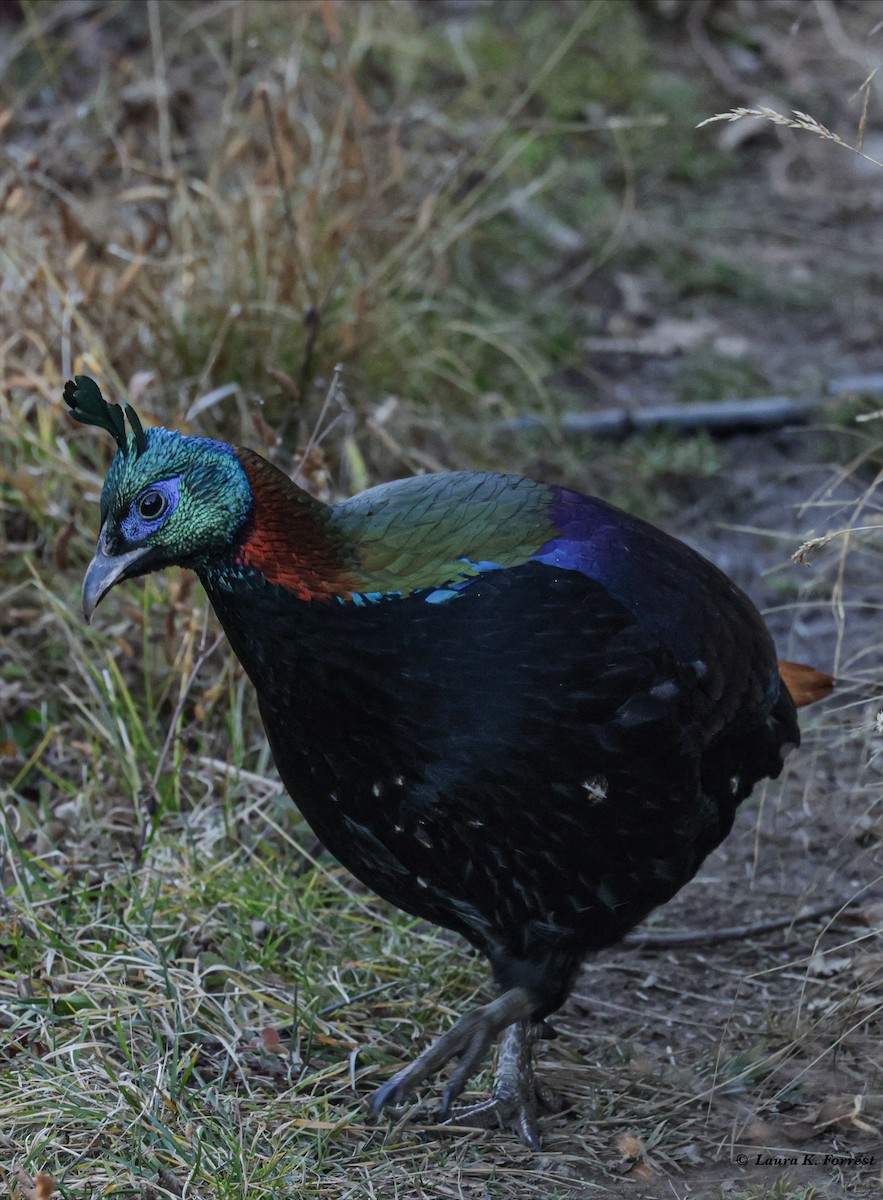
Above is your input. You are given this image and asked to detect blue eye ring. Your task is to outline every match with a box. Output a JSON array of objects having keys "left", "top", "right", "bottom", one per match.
[{"left": 121, "top": 477, "right": 181, "bottom": 543}]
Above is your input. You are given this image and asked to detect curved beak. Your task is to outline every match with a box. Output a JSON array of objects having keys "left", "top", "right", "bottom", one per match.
[{"left": 82, "top": 527, "right": 151, "bottom": 622}]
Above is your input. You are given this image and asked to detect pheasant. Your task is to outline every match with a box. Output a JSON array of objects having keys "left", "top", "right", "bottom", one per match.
[{"left": 65, "top": 376, "right": 832, "bottom": 1147}]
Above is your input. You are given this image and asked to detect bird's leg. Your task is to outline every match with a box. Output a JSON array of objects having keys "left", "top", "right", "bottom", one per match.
[
  {"left": 443, "top": 1018, "right": 562, "bottom": 1150},
  {"left": 371, "top": 986, "right": 535, "bottom": 1118}
]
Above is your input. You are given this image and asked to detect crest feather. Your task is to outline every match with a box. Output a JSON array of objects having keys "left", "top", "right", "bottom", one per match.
[{"left": 63, "top": 375, "right": 148, "bottom": 456}]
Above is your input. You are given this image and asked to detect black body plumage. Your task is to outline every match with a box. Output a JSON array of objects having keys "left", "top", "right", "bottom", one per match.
[{"left": 204, "top": 551, "right": 797, "bottom": 1019}]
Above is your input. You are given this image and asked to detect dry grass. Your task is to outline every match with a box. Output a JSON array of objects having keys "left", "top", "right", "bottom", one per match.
[
  {"left": 699, "top": 103, "right": 883, "bottom": 170},
  {"left": 0, "top": 0, "right": 646, "bottom": 451},
  {"left": 2, "top": 2, "right": 883, "bottom": 1197}
]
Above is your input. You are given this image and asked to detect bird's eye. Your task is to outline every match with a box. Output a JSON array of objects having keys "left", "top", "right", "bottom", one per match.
[{"left": 137, "top": 490, "right": 167, "bottom": 521}]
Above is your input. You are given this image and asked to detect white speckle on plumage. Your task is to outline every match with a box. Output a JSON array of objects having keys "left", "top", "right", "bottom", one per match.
[
  {"left": 414, "top": 825, "right": 433, "bottom": 849},
  {"left": 581, "top": 774, "right": 608, "bottom": 802},
  {"left": 650, "top": 680, "right": 679, "bottom": 700}
]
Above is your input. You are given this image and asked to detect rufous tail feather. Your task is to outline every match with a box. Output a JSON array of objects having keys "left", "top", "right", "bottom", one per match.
[{"left": 778, "top": 660, "right": 834, "bottom": 708}]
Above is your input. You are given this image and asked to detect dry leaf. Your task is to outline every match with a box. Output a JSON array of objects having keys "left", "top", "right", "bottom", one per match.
[
  {"left": 616, "top": 1131, "right": 645, "bottom": 1160},
  {"left": 809, "top": 951, "right": 853, "bottom": 978},
  {"left": 743, "top": 1119, "right": 776, "bottom": 1144},
  {"left": 35, "top": 1173, "right": 56, "bottom": 1200},
  {"left": 261, "top": 1027, "right": 284, "bottom": 1054},
  {"left": 816, "top": 1093, "right": 883, "bottom": 1133}
]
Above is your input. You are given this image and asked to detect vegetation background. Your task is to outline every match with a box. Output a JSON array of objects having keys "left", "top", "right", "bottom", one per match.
[{"left": 1, "top": 1, "right": 882, "bottom": 1196}]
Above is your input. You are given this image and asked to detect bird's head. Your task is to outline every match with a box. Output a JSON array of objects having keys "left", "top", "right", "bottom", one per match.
[{"left": 65, "top": 377, "right": 252, "bottom": 620}]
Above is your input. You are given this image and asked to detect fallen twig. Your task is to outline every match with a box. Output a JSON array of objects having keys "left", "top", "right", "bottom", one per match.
[
  {"left": 496, "top": 395, "right": 819, "bottom": 440},
  {"left": 622, "top": 896, "right": 864, "bottom": 950}
]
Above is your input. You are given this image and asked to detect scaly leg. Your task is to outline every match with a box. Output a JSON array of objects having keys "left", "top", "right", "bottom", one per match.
[
  {"left": 371, "top": 986, "right": 535, "bottom": 1119},
  {"left": 443, "top": 1019, "right": 562, "bottom": 1150}
]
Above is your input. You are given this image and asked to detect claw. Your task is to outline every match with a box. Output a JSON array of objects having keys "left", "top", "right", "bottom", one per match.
[
  {"left": 371, "top": 988, "right": 560, "bottom": 1150},
  {"left": 443, "top": 1019, "right": 561, "bottom": 1149},
  {"left": 439, "top": 1023, "right": 494, "bottom": 1115},
  {"left": 371, "top": 986, "right": 535, "bottom": 1118}
]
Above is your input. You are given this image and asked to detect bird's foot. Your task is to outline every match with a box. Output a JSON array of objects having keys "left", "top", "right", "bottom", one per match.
[
  {"left": 443, "top": 1019, "right": 561, "bottom": 1150},
  {"left": 371, "top": 986, "right": 535, "bottom": 1119}
]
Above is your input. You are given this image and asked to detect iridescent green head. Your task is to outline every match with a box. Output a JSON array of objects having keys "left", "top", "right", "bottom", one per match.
[{"left": 64, "top": 377, "right": 252, "bottom": 619}]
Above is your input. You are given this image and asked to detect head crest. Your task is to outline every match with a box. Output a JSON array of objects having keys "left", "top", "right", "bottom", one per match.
[{"left": 63, "top": 375, "right": 148, "bottom": 457}]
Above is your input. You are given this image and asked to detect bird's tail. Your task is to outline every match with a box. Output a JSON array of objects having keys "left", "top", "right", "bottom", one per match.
[{"left": 778, "top": 660, "right": 835, "bottom": 708}]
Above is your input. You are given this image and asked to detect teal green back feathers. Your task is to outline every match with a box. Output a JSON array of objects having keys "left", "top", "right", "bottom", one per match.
[{"left": 333, "top": 472, "right": 558, "bottom": 597}]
